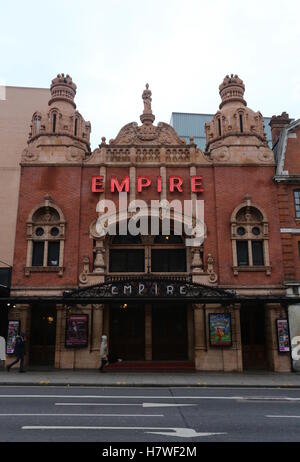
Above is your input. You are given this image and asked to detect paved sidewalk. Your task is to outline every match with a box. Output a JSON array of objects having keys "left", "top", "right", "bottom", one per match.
[{"left": 0, "top": 369, "right": 300, "bottom": 387}]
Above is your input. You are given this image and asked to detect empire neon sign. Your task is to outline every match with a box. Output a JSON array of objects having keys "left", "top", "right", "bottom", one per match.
[{"left": 92, "top": 175, "right": 204, "bottom": 193}]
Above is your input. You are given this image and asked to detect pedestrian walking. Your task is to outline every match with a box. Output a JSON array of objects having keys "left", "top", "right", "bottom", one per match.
[
  {"left": 0, "top": 336, "right": 6, "bottom": 370},
  {"left": 6, "top": 332, "right": 26, "bottom": 373},
  {"left": 99, "top": 334, "right": 108, "bottom": 372}
]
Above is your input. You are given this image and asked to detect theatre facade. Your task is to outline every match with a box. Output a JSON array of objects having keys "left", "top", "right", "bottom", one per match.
[{"left": 9, "top": 74, "right": 292, "bottom": 371}]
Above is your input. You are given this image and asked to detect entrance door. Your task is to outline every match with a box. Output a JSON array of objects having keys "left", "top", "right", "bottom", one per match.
[
  {"left": 30, "top": 305, "right": 57, "bottom": 366},
  {"left": 152, "top": 304, "right": 188, "bottom": 360},
  {"left": 240, "top": 304, "right": 267, "bottom": 370},
  {"left": 109, "top": 304, "right": 145, "bottom": 360}
]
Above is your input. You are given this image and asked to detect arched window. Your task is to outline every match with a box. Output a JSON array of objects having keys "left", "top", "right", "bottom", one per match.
[
  {"left": 217, "top": 118, "right": 222, "bottom": 137},
  {"left": 231, "top": 198, "right": 270, "bottom": 275},
  {"left": 32, "top": 112, "right": 41, "bottom": 136},
  {"left": 52, "top": 113, "right": 57, "bottom": 133},
  {"left": 105, "top": 221, "right": 188, "bottom": 274},
  {"left": 239, "top": 113, "right": 244, "bottom": 133},
  {"left": 74, "top": 118, "right": 78, "bottom": 137},
  {"left": 25, "top": 196, "right": 65, "bottom": 276}
]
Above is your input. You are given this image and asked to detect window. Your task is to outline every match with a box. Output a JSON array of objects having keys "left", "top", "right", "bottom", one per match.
[
  {"left": 47, "top": 241, "right": 60, "bottom": 267},
  {"left": 34, "top": 117, "right": 41, "bottom": 133},
  {"left": 231, "top": 199, "right": 270, "bottom": 275},
  {"left": 218, "top": 118, "right": 222, "bottom": 136},
  {"left": 252, "top": 241, "right": 264, "bottom": 266},
  {"left": 26, "top": 196, "right": 65, "bottom": 275},
  {"left": 52, "top": 113, "right": 57, "bottom": 133},
  {"left": 239, "top": 114, "right": 244, "bottom": 133},
  {"left": 32, "top": 242, "right": 44, "bottom": 267},
  {"left": 153, "top": 235, "right": 183, "bottom": 244},
  {"left": 106, "top": 228, "right": 188, "bottom": 274},
  {"left": 236, "top": 241, "right": 249, "bottom": 266},
  {"left": 294, "top": 190, "right": 300, "bottom": 218},
  {"left": 74, "top": 118, "right": 78, "bottom": 136},
  {"left": 151, "top": 249, "right": 186, "bottom": 272},
  {"left": 109, "top": 249, "right": 144, "bottom": 272}
]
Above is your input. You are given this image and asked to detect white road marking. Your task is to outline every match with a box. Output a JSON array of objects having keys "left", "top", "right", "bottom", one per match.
[
  {"left": 266, "top": 415, "right": 300, "bottom": 419},
  {"left": 1, "top": 394, "right": 300, "bottom": 400},
  {"left": 143, "top": 403, "right": 196, "bottom": 408},
  {"left": 55, "top": 403, "right": 141, "bottom": 407},
  {"left": 55, "top": 402, "right": 196, "bottom": 408},
  {"left": 21, "top": 426, "right": 226, "bottom": 438},
  {"left": 0, "top": 413, "right": 163, "bottom": 417}
]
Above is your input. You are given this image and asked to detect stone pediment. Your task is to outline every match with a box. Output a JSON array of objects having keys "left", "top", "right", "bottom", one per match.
[{"left": 110, "top": 121, "right": 186, "bottom": 146}]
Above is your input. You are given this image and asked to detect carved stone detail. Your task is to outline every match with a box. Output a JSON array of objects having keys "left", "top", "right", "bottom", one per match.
[
  {"left": 207, "top": 253, "right": 218, "bottom": 283},
  {"left": 22, "top": 148, "right": 39, "bottom": 162},
  {"left": 110, "top": 121, "right": 186, "bottom": 146}
]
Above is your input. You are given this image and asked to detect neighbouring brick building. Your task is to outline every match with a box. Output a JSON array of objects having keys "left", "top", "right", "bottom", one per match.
[
  {"left": 272, "top": 112, "right": 300, "bottom": 371},
  {"left": 6, "top": 73, "right": 293, "bottom": 371}
]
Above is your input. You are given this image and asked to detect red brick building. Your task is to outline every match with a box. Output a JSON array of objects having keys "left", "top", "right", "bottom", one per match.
[
  {"left": 272, "top": 113, "right": 300, "bottom": 371},
  {"left": 8, "top": 73, "right": 291, "bottom": 371}
]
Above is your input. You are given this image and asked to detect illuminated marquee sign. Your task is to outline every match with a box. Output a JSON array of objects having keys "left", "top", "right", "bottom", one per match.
[{"left": 91, "top": 175, "right": 204, "bottom": 193}]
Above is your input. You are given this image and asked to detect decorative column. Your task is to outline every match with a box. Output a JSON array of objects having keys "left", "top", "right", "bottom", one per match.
[
  {"left": 91, "top": 304, "right": 104, "bottom": 351},
  {"left": 193, "top": 304, "right": 206, "bottom": 370},
  {"left": 55, "top": 304, "right": 64, "bottom": 369},
  {"left": 187, "top": 304, "right": 194, "bottom": 361},
  {"left": 145, "top": 304, "right": 152, "bottom": 361},
  {"left": 265, "top": 303, "right": 291, "bottom": 372},
  {"left": 222, "top": 304, "right": 243, "bottom": 372}
]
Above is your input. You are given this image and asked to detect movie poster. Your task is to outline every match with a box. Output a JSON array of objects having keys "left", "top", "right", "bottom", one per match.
[
  {"left": 6, "top": 320, "right": 20, "bottom": 354},
  {"left": 65, "top": 314, "right": 89, "bottom": 348},
  {"left": 209, "top": 313, "right": 232, "bottom": 346},
  {"left": 276, "top": 319, "right": 290, "bottom": 353}
]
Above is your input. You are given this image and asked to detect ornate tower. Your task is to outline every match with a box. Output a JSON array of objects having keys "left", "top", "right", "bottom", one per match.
[
  {"left": 23, "top": 73, "right": 91, "bottom": 163},
  {"left": 205, "top": 74, "right": 273, "bottom": 164}
]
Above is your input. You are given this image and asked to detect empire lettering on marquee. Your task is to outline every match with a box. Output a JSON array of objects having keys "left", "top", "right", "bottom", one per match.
[
  {"left": 110, "top": 282, "right": 188, "bottom": 297},
  {"left": 91, "top": 175, "right": 204, "bottom": 193}
]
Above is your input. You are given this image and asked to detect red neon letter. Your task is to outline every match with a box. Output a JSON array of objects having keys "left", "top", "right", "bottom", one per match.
[
  {"left": 137, "top": 176, "right": 152, "bottom": 192},
  {"left": 157, "top": 176, "right": 162, "bottom": 193},
  {"left": 110, "top": 176, "right": 129, "bottom": 193},
  {"left": 191, "top": 176, "right": 204, "bottom": 193},
  {"left": 170, "top": 176, "right": 183, "bottom": 192},
  {"left": 92, "top": 176, "right": 104, "bottom": 193}
]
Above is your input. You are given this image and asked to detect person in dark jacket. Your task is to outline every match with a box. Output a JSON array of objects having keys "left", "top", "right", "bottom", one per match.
[{"left": 6, "top": 332, "right": 26, "bottom": 373}]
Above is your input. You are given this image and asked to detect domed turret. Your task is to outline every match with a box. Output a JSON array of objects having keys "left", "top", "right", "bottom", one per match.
[
  {"left": 49, "top": 73, "right": 77, "bottom": 109},
  {"left": 25, "top": 73, "right": 91, "bottom": 162},
  {"left": 204, "top": 75, "right": 273, "bottom": 164},
  {"left": 205, "top": 75, "right": 269, "bottom": 155},
  {"left": 219, "top": 74, "right": 247, "bottom": 109}
]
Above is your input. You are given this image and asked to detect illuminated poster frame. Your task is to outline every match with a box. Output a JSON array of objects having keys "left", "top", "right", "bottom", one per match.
[{"left": 65, "top": 314, "right": 89, "bottom": 348}]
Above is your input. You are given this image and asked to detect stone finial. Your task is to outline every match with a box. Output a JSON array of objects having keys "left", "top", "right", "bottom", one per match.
[
  {"left": 49, "top": 73, "right": 77, "bottom": 109},
  {"left": 140, "top": 83, "right": 155, "bottom": 125},
  {"left": 219, "top": 74, "right": 247, "bottom": 109}
]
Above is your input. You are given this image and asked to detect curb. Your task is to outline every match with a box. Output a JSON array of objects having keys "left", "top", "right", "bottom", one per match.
[{"left": 0, "top": 382, "right": 300, "bottom": 388}]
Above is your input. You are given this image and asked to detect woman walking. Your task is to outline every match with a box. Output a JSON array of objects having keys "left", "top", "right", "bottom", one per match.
[
  {"left": 6, "top": 332, "right": 26, "bottom": 373},
  {"left": 99, "top": 334, "right": 108, "bottom": 372}
]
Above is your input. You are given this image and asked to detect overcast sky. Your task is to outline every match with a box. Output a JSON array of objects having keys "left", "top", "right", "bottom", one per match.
[{"left": 1, "top": 0, "right": 299, "bottom": 149}]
